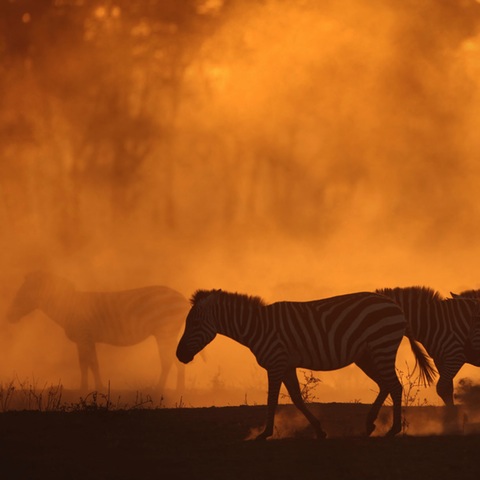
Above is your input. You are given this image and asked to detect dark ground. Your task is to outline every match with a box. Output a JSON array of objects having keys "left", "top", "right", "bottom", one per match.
[{"left": 1, "top": 404, "right": 480, "bottom": 480}]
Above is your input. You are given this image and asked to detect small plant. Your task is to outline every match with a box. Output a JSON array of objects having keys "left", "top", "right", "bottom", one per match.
[
  {"left": 280, "top": 370, "right": 322, "bottom": 404},
  {"left": 397, "top": 361, "right": 429, "bottom": 408},
  {"left": 45, "top": 382, "right": 64, "bottom": 411},
  {"left": 397, "top": 361, "right": 429, "bottom": 435},
  {"left": 0, "top": 380, "right": 15, "bottom": 412},
  {"left": 77, "top": 383, "right": 115, "bottom": 412},
  {"left": 9, "top": 377, "right": 65, "bottom": 411},
  {"left": 374, "top": 362, "right": 428, "bottom": 409},
  {"left": 0, "top": 377, "right": 176, "bottom": 411},
  {"left": 129, "top": 391, "right": 154, "bottom": 410},
  {"left": 300, "top": 370, "right": 322, "bottom": 403}
]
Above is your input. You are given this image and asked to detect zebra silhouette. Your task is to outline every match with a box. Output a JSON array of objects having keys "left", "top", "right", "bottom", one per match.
[
  {"left": 377, "top": 286, "right": 480, "bottom": 407},
  {"left": 7, "top": 271, "right": 190, "bottom": 392},
  {"left": 176, "top": 289, "right": 435, "bottom": 439}
]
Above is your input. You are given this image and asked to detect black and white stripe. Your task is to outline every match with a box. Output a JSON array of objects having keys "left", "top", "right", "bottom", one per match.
[
  {"left": 7, "top": 271, "right": 190, "bottom": 392},
  {"left": 176, "top": 289, "right": 434, "bottom": 439},
  {"left": 377, "top": 286, "right": 480, "bottom": 406}
]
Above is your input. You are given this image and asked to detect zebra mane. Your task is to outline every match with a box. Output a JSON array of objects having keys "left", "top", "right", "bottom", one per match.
[
  {"left": 376, "top": 286, "right": 445, "bottom": 302},
  {"left": 190, "top": 289, "right": 266, "bottom": 308},
  {"left": 450, "top": 289, "right": 480, "bottom": 299},
  {"left": 190, "top": 289, "right": 219, "bottom": 306}
]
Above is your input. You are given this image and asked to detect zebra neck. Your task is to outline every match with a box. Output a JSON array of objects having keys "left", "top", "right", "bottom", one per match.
[
  {"left": 214, "top": 303, "right": 260, "bottom": 347},
  {"left": 39, "top": 289, "right": 77, "bottom": 327}
]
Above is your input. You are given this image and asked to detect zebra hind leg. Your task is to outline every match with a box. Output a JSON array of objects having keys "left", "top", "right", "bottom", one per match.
[
  {"left": 356, "top": 355, "right": 402, "bottom": 436},
  {"left": 283, "top": 369, "right": 326, "bottom": 439},
  {"left": 386, "top": 378, "right": 402, "bottom": 437},
  {"left": 366, "top": 389, "right": 389, "bottom": 436},
  {"left": 436, "top": 372, "right": 461, "bottom": 433}
]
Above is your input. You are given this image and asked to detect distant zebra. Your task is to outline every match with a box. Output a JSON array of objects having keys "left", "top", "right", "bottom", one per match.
[
  {"left": 7, "top": 271, "right": 190, "bottom": 392},
  {"left": 176, "top": 289, "right": 435, "bottom": 439},
  {"left": 376, "top": 286, "right": 480, "bottom": 406}
]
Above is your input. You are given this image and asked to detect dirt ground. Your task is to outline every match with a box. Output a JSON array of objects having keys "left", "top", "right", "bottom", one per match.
[{"left": 1, "top": 403, "right": 480, "bottom": 480}]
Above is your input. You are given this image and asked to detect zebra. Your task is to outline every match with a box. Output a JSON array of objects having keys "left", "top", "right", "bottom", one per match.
[
  {"left": 176, "top": 289, "right": 435, "bottom": 439},
  {"left": 7, "top": 271, "right": 190, "bottom": 392},
  {"left": 376, "top": 286, "right": 480, "bottom": 407}
]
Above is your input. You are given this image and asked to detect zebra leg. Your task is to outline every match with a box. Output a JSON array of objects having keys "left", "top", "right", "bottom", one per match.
[
  {"left": 76, "top": 343, "right": 89, "bottom": 391},
  {"left": 176, "top": 363, "right": 186, "bottom": 393},
  {"left": 155, "top": 337, "right": 176, "bottom": 393},
  {"left": 436, "top": 367, "right": 462, "bottom": 433},
  {"left": 77, "top": 342, "right": 103, "bottom": 391},
  {"left": 255, "top": 370, "right": 283, "bottom": 441},
  {"left": 356, "top": 356, "right": 386, "bottom": 435},
  {"left": 283, "top": 368, "right": 326, "bottom": 439},
  {"left": 387, "top": 378, "right": 403, "bottom": 437},
  {"left": 90, "top": 344, "right": 104, "bottom": 391},
  {"left": 436, "top": 372, "right": 455, "bottom": 406},
  {"left": 356, "top": 354, "right": 402, "bottom": 436}
]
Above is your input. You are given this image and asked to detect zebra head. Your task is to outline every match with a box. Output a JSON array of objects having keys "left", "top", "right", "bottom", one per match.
[
  {"left": 6, "top": 271, "right": 73, "bottom": 322},
  {"left": 450, "top": 290, "right": 480, "bottom": 300},
  {"left": 176, "top": 289, "right": 220, "bottom": 364}
]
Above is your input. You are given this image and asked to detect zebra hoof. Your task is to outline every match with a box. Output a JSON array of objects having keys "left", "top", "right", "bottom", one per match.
[
  {"left": 385, "top": 426, "right": 401, "bottom": 437},
  {"left": 255, "top": 430, "right": 271, "bottom": 441},
  {"left": 315, "top": 429, "right": 327, "bottom": 440},
  {"left": 366, "top": 423, "right": 376, "bottom": 436}
]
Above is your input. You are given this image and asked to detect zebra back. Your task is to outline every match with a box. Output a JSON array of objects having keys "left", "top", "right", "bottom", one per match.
[
  {"left": 376, "top": 286, "right": 479, "bottom": 359},
  {"left": 182, "top": 289, "right": 408, "bottom": 372}
]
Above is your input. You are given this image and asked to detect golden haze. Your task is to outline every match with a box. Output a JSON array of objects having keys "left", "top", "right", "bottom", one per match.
[{"left": 1, "top": 0, "right": 480, "bottom": 408}]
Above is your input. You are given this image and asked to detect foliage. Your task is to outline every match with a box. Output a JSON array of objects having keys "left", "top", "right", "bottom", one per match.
[
  {"left": 299, "top": 370, "right": 322, "bottom": 403},
  {"left": 0, "top": 378, "right": 158, "bottom": 412},
  {"left": 280, "top": 369, "right": 322, "bottom": 404},
  {"left": 397, "top": 362, "right": 429, "bottom": 409}
]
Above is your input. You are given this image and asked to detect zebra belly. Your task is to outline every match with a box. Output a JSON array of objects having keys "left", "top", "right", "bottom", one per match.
[
  {"left": 96, "top": 331, "right": 152, "bottom": 346},
  {"left": 288, "top": 349, "right": 355, "bottom": 371},
  {"left": 67, "top": 322, "right": 152, "bottom": 346}
]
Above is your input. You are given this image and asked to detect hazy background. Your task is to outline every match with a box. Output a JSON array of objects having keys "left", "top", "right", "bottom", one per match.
[{"left": 2, "top": 0, "right": 480, "bottom": 407}]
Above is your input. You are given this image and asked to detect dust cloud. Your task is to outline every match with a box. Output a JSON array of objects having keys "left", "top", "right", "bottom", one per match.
[{"left": 2, "top": 0, "right": 480, "bottom": 407}]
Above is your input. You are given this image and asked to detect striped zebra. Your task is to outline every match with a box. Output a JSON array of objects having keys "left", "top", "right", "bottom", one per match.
[
  {"left": 7, "top": 271, "right": 190, "bottom": 392},
  {"left": 376, "top": 286, "right": 480, "bottom": 407},
  {"left": 176, "top": 289, "right": 435, "bottom": 439}
]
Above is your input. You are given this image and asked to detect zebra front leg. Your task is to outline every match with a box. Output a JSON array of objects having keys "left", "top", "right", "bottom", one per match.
[
  {"left": 89, "top": 343, "right": 104, "bottom": 391},
  {"left": 176, "top": 362, "right": 185, "bottom": 394},
  {"left": 283, "top": 368, "right": 326, "bottom": 439},
  {"left": 255, "top": 370, "right": 283, "bottom": 441},
  {"left": 156, "top": 339, "right": 176, "bottom": 393},
  {"left": 76, "top": 343, "right": 89, "bottom": 391},
  {"left": 77, "top": 341, "right": 103, "bottom": 391}
]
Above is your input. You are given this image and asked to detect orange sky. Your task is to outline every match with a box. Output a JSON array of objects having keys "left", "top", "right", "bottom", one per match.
[{"left": 2, "top": 0, "right": 480, "bottom": 408}]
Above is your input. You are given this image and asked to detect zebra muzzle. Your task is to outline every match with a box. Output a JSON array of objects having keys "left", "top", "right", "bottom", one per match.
[{"left": 176, "top": 346, "right": 194, "bottom": 364}]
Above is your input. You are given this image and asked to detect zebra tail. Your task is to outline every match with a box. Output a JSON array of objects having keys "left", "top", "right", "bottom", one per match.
[{"left": 405, "top": 326, "right": 437, "bottom": 387}]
